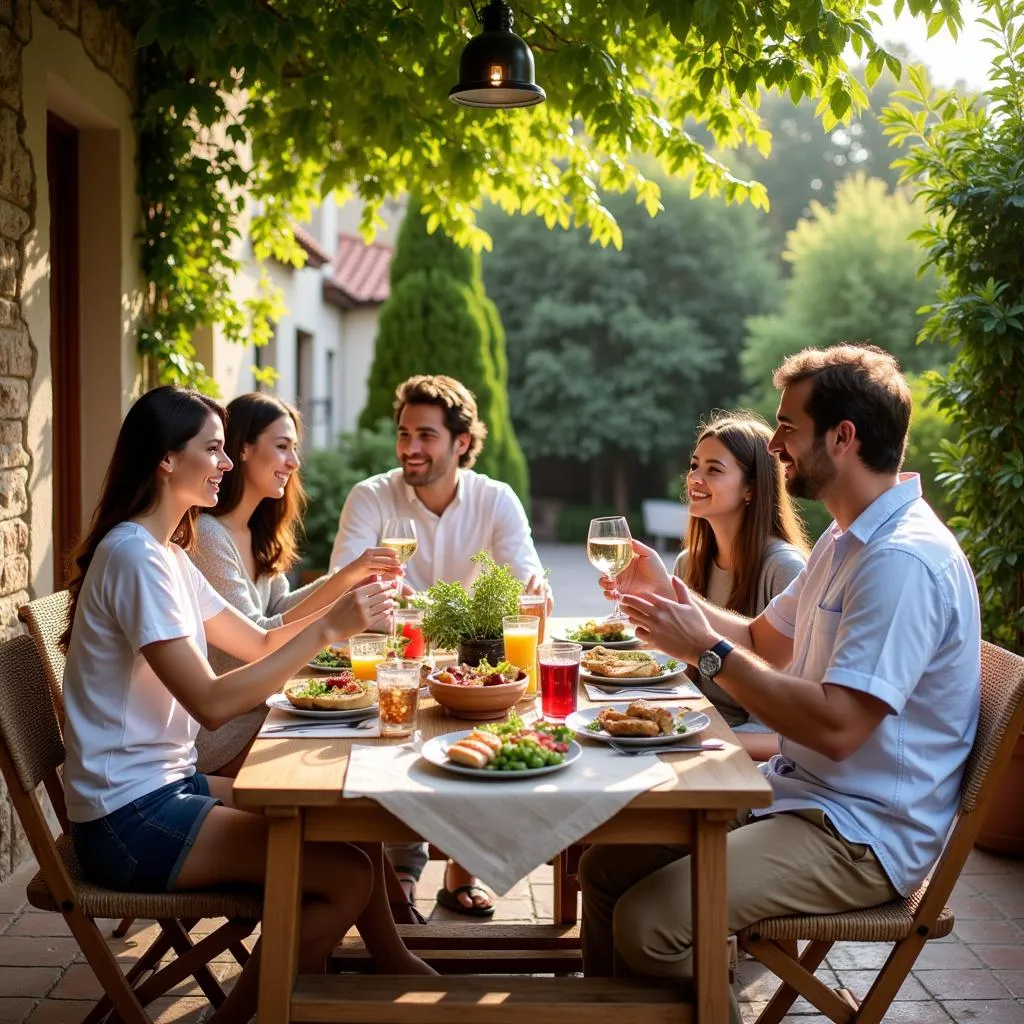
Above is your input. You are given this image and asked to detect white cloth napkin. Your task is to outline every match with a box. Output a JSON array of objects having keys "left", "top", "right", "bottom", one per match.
[
  {"left": 343, "top": 741, "right": 675, "bottom": 895},
  {"left": 258, "top": 708, "right": 381, "bottom": 739},
  {"left": 583, "top": 679, "right": 702, "bottom": 701}
]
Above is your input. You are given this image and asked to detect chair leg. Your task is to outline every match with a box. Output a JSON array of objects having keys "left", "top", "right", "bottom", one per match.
[
  {"left": 851, "top": 934, "right": 924, "bottom": 1024},
  {"left": 112, "top": 916, "right": 134, "bottom": 938},
  {"left": 741, "top": 936, "right": 841, "bottom": 1024},
  {"left": 553, "top": 849, "right": 579, "bottom": 925}
]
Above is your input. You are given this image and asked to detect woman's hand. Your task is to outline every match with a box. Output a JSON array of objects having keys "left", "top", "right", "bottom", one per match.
[
  {"left": 524, "top": 574, "right": 555, "bottom": 615},
  {"left": 599, "top": 539, "right": 673, "bottom": 604},
  {"left": 334, "top": 547, "right": 404, "bottom": 592},
  {"left": 323, "top": 578, "right": 395, "bottom": 641}
]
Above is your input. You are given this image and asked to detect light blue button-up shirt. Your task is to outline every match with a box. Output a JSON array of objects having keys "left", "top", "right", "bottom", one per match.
[{"left": 759, "top": 474, "right": 980, "bottom": 895}]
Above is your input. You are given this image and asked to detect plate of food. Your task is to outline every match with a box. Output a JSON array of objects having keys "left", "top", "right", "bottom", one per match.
[
  {"left": 553, "top": 619, "right": 642, "bottom": 649},
  {"left": 566, "top": 703, "right": 712, "bottom": 747},
  {"left": 267, "top": 673, "right": 379, "bottom": 720},
  {"left": 420, "top": 717, "right": 582, "bottom": 779},
  {"left": 579, "top": 646, "right": 687, "bottom": 685},
  {"left": 307, "top": 643, "right": 352, "bottom": 672}
]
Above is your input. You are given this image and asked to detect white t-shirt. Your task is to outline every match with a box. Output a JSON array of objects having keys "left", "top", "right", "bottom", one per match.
[{"left": 63, "top": 521, "right": 226, "bottom": 823}]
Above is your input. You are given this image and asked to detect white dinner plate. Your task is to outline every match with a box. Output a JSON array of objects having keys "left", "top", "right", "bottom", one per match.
[
  {"left": 306, "top": 646, "right": 352, "bottom": 672},
  {"left": 579, "top": 653, "right": 688, "bottom": 686},
  {"left": 420, "top": 730, "right": 583, "bottom": 780},
  {"left": 566, "top": 705, "right": 712, "bottom": 747},
  {"left": 551, "top": 630, "right": 642, "bottom": 650},
  {"left": 265, "top": 692, "right": 379, "bottom": 721}
]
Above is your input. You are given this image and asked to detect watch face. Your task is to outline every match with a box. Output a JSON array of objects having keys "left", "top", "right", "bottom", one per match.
[{"left": 698, "top": 650, "right": 722, "bottom": 678}]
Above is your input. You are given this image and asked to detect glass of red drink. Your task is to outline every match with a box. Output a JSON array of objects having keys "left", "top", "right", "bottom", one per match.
[
  {"left": 394, "top": 608, "right": 426, "bottom": 660},
  {"left": 537, "top": 641, "right": 582, "bottom": 722}
]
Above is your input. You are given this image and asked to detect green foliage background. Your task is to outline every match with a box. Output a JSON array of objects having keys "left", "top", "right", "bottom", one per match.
[
  {"left": 882, "top": 0, "right": 1024, "bottom": 650},
  {"left": 359, "top": 203, "right": 529, "bottom": 505}
]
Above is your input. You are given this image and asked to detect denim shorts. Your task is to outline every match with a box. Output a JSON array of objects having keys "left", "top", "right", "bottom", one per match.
[{"left": 70, "top": 775, "right": 220, "bottom": 893}]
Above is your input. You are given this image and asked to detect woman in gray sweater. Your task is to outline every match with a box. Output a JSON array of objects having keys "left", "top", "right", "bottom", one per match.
[
  {"left": 190, "top": 393, "right": 402, "bottom": 774},
  {"left": 673, "top": 411, "right": 809, "bottom": 760}
]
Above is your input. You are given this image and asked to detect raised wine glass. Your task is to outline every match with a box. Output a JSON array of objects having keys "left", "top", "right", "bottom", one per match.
[
  {"left": 380, "top": 518, "right": 417, "bottom": 637},
  {"left": 587, "top": 516, "right": 633, "bottom": 622}
]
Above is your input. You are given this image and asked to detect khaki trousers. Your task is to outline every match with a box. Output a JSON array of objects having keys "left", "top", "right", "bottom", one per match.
[{"left": 578, "top": 809, "right": 898, "bottom": 1022}]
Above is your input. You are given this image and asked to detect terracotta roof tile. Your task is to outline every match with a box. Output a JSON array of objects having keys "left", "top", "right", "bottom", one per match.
[
  {"left": 291, "top": 225, "right": 332, "bottom": 268},
  {"left": 323, "top": 233, "right": 393, "bottom": 309}
]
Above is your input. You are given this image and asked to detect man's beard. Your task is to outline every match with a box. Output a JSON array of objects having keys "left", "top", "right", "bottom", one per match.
[
  {"left": 784, "top": 436, "right": 836, "bottom": 500},
  {"left": 401, "top": 448, "right": 455, "bottom": 488}
]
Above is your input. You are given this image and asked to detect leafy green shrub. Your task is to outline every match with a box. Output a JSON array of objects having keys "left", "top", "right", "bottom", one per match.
[
  {"left": 883, "top": 17, "right": 1024, "bottom": 649},
  {"left": 298, "top": 419, "right": 397, "bottom": 571},
  {"left": 555, "top": 505, "right": 644, "bottom": 545}
]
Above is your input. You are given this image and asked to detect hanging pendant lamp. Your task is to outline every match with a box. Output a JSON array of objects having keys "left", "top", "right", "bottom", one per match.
[{"left": 449, "top": 1, "right": 545, "bottom": 108}]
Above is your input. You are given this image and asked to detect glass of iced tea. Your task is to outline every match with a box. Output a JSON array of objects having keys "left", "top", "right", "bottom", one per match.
[
  {"left": 376, "top": 659, "right": 421, "bottom": 737},
  {"left": 518, "top": 593, "right": 546, "bottom": 643},
  {"left": 349, "top": 633, "right": 388, "bottom": 682},
  {"left": 537, "top": 641, "right": 582, "bottom": 722}
]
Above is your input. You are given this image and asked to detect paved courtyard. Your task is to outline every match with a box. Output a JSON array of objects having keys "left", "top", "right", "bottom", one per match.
[{"left": 0, "top": 844, "right": 1020, "bottom": 1022}]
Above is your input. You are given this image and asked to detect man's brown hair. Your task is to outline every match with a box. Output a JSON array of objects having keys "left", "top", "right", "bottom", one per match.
[
  {"left": 393, "top": 375, "right": 488, "bottom": 468},
  {"left": 773, "top": 343, "right": 911, "bottom": 474}
]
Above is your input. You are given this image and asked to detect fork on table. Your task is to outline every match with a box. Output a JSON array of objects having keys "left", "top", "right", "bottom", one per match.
[{"left": 608, "top": 738, "right": 726, "bottom": 756}]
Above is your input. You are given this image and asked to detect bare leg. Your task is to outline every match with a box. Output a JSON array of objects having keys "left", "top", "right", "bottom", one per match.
[
  {"left": 354, "top": 844, "right": 436, "bottom": 973},
  {"left": 736, "top": 733, "right": 779, "bottom": 762}
]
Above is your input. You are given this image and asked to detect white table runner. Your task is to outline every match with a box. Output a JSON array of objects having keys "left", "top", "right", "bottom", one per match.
[{"left": 343, "top": 740, "right": 674, "bottom": 895}]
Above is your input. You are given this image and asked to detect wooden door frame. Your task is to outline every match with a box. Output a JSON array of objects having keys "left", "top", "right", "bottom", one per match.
[{"left": 46, "top": 112, "right": 82, "bottom": 587}]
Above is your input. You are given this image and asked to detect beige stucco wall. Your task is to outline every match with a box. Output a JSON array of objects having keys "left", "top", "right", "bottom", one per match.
[{"left": 20, "top": 7, "right": 141, "bottom": 595}]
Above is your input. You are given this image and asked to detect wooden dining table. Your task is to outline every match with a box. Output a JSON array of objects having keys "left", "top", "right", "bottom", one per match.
[{"left": 232, "top": 618, "right": 773, "bottom": 1023}]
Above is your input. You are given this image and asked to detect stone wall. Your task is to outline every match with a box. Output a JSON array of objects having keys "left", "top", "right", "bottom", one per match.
[{"left": 0, "top": 0, "right": 133, "bottom": 878}]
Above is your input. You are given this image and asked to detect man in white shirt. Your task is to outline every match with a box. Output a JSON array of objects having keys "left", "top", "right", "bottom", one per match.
[{"left": 331, "top": 374, "right": 551, "bottom": 918}]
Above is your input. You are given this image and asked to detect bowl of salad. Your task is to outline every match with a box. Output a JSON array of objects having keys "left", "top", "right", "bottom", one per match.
[{"left": 427, "top": 659, "right": 529, "bottom": 720}]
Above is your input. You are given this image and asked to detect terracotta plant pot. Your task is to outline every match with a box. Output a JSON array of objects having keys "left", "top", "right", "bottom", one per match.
[
  {"left": 457, "top": 637, "right": 505, "bottom": 667},
  {"left": 975, "top": 731, "right": 1024, "bottom": 857}
]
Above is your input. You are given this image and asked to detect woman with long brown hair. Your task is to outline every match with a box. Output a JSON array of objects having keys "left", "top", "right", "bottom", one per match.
[
  {"left": 673, "top": 410, "right": 809, "bottom": 759},
  {"left": 61, "top": 386, "right": 431, "bottom": 1022},
  {"left": 190, "top": 393, "right": 403, "bottom": 775}
]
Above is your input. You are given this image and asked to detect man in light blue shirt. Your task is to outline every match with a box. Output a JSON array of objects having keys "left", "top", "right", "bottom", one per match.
[{"left": 578, "top": 344, "right": 980, "bottom": 1016}]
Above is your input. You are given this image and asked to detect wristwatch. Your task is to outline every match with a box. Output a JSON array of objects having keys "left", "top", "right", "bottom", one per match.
[{"left": 698, "top": 639, "right": 734, "bottom": 680}]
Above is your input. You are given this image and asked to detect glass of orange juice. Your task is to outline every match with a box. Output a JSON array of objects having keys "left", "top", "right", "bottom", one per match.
[
  {"left": 349, "top": 633, "right": 388, "bottom": 682},
  {"left": 502, "top": 615, "right": 540, "bottom": 697}
]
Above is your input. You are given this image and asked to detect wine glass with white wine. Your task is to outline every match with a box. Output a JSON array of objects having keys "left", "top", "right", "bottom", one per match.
[
  {"left": 381, "top": 518, "right": 418, "bottom": 638},
  {"left": 587, "top": 516, "right": 633, "bottom": 622}
]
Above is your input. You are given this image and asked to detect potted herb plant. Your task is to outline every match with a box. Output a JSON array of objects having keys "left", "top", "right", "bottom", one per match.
[{"left": 420, "top": 552, "right": 522, "bottom": 666}]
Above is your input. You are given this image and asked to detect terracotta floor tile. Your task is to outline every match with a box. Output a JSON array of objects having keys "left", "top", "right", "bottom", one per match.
[
  {"left": 0, "top": 966, "right": 61, "bottom": 998},
  {"left": 0, "top": 917, "right": 14, "bottom": 937},
  {"left": 954, "top": 920, "right": 1024, "bottom": 945},
  {"left": 977, "top": 945, "right": 1024, "bottom": 970},
  {"left": 4, "top": 914, "right": 71, "bottom": 938},
  {"left": 864, "top": 1002, "right": 953, "bottom": 1023},
  {"left": 948, "top": 895, "right": 1006, "bottom": 920},
  {"left": 915, "top": 941, "right": 984, "bottom": 969},
  {"left": 939, "top": 1000, "right": 1024, "bottom": 1023},
  {"left": 833, "top": 969, "right": 929, "bottom": 1001},
  {"left": 0, "top": 936, "right": 79, "bottom": 968},
  {"left": 48, "top": 964, "right": 102, "bottom": 1002},
  {"left": 24, "top": 1000, "right": 94, "bottom": 1024},
  {"left": 969, "top": 874, "right": 1024, "bottom": 900},
  {"left": 739, "top": 1001, "right": 767, "bottom": 1022},
  {"left": 964, "top": 850, "right": 1024, "bottom": 875},
  {"left": 917, "top": 968, "right": 1015, "bottom": 1000},
  {"left": 992, "top": 970, "right": 1024, "bottom": 999},
  {"left": 0, "top": 998, "right": 38, "bottom": 1022},
  {"left": 147, "top": 996, "right": 208, "bottom": 1023}
]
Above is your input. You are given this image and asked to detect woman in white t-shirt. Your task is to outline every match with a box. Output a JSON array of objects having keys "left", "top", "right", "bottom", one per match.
[
  {"left": 673, "top": 411, "right": 809, "bottom": 759},
  {"left": 60, "top": 386, "right": 432, "bottom": 1021}
]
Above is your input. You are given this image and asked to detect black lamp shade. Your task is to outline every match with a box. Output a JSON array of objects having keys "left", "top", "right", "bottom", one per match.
[{"left": 449, "top": 1, "right": 545, "bottom": 108}]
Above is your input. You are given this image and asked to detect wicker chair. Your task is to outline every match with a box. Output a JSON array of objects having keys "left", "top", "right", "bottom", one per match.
[
  {"left": 738, "top": 640, "right": 1024, "bottom": 1024},
  {"left": 17, "top": 589, "right": 70, "bottom": 730},
  {"left": 0, "top": 633, "right": 263, "bottom": 1024}
]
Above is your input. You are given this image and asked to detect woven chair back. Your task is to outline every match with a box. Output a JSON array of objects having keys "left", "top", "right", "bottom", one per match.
[
  {"left": 961, "top": 641, "right": 1024, "bottom": 815},
  {"left": 18, "top": 590, "right": 71, "bottom": 727}
]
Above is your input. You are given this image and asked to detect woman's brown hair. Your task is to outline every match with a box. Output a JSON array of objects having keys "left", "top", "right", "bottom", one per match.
[
  {"left": 61, "top": 386, "right": 225, "bottom": 651},
  {"left": 682, "top": 411, "right": 809, "bottom": 616},
  {"left": 207, "top": 393, "right": 306, "bottom": 577}
]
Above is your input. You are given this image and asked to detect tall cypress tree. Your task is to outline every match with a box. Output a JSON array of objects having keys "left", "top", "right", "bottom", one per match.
[{"left": 360, "top": 202, "right": 529, "bottom": 504}]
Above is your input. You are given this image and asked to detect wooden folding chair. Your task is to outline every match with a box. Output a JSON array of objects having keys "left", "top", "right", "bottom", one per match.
[
  {"left": 738, "top": 640, "right": 1024, "bottom": 1024},
  {"left": 0, "top": 633, "right": 263, "bottom": 1024}
]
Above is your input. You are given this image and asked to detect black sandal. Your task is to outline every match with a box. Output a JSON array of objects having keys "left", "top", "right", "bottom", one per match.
[{"left": 392, "top": 867, "right": 427, "bottom": 925}]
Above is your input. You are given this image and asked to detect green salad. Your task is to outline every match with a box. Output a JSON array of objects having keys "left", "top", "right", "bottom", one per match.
[{"left": 311, "top": 646, "right": 352, "bottom": 669}]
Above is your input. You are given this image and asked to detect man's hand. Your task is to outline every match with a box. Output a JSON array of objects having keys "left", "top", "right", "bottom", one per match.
[
  {"left": 524, "top": 574, "right": 555, "bottom": 616},
  {"left": 620, "top": 576, "right": 719, "bottom": 663},
  {"left": 599, "top": 539, "right": 673, "bottom": 604}
]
